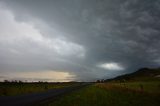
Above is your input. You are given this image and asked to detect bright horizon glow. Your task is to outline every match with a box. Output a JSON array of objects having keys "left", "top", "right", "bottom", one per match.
[{"left": 0, "top": 70, "right": 76, "bottom": 82}]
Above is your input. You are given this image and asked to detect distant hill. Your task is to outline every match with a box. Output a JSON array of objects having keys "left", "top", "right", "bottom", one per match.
[{"left": 105, "top": 67, "right": 160, "bottom": 82}]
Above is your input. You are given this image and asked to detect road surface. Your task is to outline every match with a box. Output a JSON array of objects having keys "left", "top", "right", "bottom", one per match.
[{"left": 0, "top": 83, "right": 90, "bottom": 106}]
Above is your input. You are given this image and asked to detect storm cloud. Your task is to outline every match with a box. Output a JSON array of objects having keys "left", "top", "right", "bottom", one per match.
[{"left": 0, "top": 0, "right": 160, "bottom": 81}]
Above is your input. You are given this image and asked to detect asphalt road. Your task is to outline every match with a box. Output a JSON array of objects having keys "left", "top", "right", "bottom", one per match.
[{"left": 0, "top": 83, "right": 91, "bottom": 106}]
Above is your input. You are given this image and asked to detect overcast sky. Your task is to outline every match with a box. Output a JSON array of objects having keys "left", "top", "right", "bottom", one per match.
[{"left": 0, "top": 0, "right": 160, "bottom": 82}]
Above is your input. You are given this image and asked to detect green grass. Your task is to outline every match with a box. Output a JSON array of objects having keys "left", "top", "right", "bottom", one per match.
[
  {"left": 0, "top": 82, "right": 77, "bottom": 96},
  {"left": 123, "top": 81, "right": 160, "bottom": 94},
  {"left": 105, "top": 81, "right": 160, "bottom": 94},
  {"left": 47, "top": 83, "right": 160, "bottom": 106}
]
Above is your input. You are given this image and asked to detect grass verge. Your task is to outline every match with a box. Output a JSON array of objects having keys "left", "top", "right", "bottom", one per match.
[{"left": 47, "top": 83, "right": 160, "bottom": 106}]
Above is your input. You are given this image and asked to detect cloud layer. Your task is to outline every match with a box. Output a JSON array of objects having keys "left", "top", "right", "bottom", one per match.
[{"left": 0, "top": 0, "right": 160, "bottom": 81}]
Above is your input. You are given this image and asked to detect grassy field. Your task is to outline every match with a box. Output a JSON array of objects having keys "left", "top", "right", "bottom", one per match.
[
  {"left": 47, "top": 81, "right": 160, "bottom": 106},
  {"left": 0, "top": 82, "right": 78, "bottom": 96},
  {"left": 106, "top": 81, "right": 160, "bottom": 94}
]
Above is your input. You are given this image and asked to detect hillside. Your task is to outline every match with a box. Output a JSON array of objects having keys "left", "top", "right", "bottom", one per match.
[{"left": 105, "top": 68, "right": 160, "bottom": 82}]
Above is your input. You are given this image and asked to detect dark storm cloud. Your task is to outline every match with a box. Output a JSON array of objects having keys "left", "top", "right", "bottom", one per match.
[{"left": 0, "top": 0, "right": 160, "bottom": 81}]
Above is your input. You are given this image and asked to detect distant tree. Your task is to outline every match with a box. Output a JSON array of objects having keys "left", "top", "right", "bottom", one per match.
[
  {"left": 96, "top": 79, "right": 104, "bottom": 83},
  {"left": 38, "top": 81, "right": 42, "bottom": 83},
  {"left": 18, "top": 80, "right": 23, "bottom": 83},
  {"left": 96, "top": 80, "right": 101, "bottom": 83},
  {"left": 4, "top": 80, "right": 9, "bottom": 83},
  {"left": 101, "top": 79, "right": 105, "bottom": 83}
]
